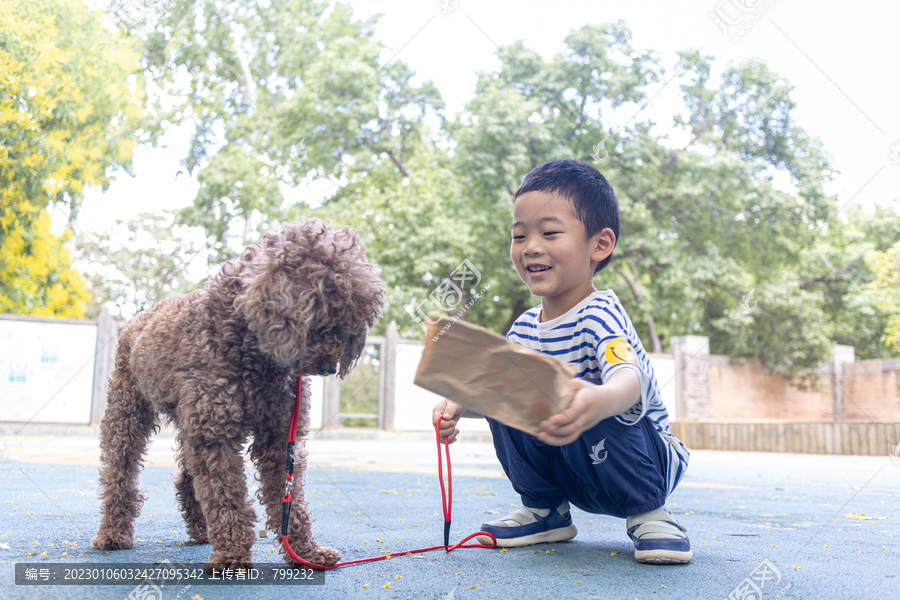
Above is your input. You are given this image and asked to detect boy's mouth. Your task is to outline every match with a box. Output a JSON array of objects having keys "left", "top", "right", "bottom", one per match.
[{"left": 526, "top": 263, "right": 551, "bottom": 277}]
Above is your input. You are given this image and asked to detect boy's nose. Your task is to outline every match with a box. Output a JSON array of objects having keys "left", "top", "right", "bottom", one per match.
[{"left": 524, "top": 240, "right": 545, "bottom": 255}]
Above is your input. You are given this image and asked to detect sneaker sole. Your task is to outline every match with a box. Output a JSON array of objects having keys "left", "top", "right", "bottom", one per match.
[
  {"left": 634, "top": 548, "right": 693, "bottom": 564},
  {"left": 477, "top": 525, "right": 578, "bottom": 548}
]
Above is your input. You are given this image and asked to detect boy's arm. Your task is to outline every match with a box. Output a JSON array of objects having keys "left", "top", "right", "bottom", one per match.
[{"left": 536, "top": 368, "right": 641, "bottom": 446}]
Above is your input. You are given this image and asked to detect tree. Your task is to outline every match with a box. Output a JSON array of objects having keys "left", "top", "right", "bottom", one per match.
[
  {"left": 805, "top": 202, "right": 900, "bottom": 359},
  {"left": 438, "top": 22, "right": 863, "bottom": 386},
  {"left": 865, "top": 239, "right": 900, "bottom": 354},
  {"left": 75, "top": 210, "right": 204, "bottom": 319},
  {"left": 95, "top": 9, "right": 899, "bottom": 386},
  {"left": 124, "top": 0, "right": 444, "bottom": 266},
  {"left": 0, "top": 205, "right": 89, "bottom": 317},
  {"left": 0, "top": 0, "right": 152, "bottom": 315}
]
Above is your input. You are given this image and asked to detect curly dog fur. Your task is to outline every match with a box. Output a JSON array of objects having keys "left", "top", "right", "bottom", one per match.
[{"left": 91, "top": 219, "right": 385, "bottom": 572}]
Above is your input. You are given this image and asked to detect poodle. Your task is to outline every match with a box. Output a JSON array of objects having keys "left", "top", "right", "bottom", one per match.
[{"left": 90, "top": 219, "right": 386, "bottom": 572}]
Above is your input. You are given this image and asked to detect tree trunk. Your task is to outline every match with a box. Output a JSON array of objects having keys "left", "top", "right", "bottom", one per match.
[
  {"left": 644, "top": 313, "right": 663, "bottom": 354},
  {"left": 242, "top": 210, "right": 253, "bottom": 245},
  {"left": 612, "top": 262, "right": 663, "bottom": 353},
  {"left": 502, "top": 296, "right": 528, "bottom": 336}
]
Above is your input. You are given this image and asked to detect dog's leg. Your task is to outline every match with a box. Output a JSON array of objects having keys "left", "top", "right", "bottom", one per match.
[
  {"left": 181, "top": 435, "right": 257, "bottom": 574},
  {"left": 173, "top": 435, "right": 209, "bottom": 545},
  {"left": 91, "top": 372, "right": 159, "bottom": 551},
  {"left": 250, "top": 376, "right": 341, "bottom": 567}
]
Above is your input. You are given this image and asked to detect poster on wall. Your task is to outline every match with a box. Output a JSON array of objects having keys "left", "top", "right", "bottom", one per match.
[{"left": 0, "top": 319, "right": 98, "bottom": 424}]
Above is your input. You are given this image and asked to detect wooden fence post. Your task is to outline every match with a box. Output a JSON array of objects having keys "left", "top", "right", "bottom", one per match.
[
  {"left": 831, "top": 345, "right": 854, "bottom": 421},
  {"left": 379, "top": 323, "right": 398, "bottom": 431},
  {"left": 90, "top": 307, "right": 119, "bottom": 425},
  {"left": 670, "top": 335, "right": 711, "bottom": 420},
  {"left": 321, "top": 375, "right": 341, "bottom": 430}
]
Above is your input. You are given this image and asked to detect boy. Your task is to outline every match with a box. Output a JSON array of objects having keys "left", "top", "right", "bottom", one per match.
[{"left": 431, "top": 158, "right": 692, "bottom": 564}]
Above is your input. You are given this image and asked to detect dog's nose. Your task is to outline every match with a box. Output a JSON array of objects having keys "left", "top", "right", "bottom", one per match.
[{"left": 319, "top": 362, "right": 337, "bottom": 376}]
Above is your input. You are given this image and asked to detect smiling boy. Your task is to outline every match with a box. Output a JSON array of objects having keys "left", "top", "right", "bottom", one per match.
[{"left": 431, "top": 158, "right": 692, "bottom": 564}]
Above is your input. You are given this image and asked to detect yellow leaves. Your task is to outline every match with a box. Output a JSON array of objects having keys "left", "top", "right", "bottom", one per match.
[
  {"left": 865, "top": 241, "right": 900, "bottom": 352},
  {"left": 843, "top": 512, "right": 886, "bottom": 521},
  {"left": 0, "top": 0, "right": 145, "bottom": 228},
  {"left": 0, "top": 209, "right": 89, "bottom": 317}
]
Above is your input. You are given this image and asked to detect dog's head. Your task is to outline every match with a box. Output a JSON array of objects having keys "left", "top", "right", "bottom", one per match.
[{"left": 232, "top": 219, "right": 386, "bottom": 377}]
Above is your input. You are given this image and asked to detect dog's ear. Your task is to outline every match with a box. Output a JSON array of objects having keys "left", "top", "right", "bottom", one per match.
[
  {"left": 337, "top": 333, "right": 366, "bottom": 379},
  {"left": 233, "top": 251, "right": 310, "bottom": 365},
  {"left": 332, "top": 225, "right": 387, "bottom": 377}
]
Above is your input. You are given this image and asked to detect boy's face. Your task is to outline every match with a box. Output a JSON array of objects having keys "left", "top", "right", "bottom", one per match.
[{"left": 510, "top": 190, "right": 611, "bottom": 307}]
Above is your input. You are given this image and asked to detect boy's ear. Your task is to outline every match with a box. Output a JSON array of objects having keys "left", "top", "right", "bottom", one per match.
[{"left": 591, "top": 227, "right": 616, "bottom": 262}]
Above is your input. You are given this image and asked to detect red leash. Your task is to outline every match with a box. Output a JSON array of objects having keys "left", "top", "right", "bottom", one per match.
[{"left": 281, "top": 377, "right": 497, "bottom": 569}]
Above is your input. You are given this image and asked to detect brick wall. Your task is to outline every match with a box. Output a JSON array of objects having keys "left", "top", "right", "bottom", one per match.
[
  {"left": 705, "top": 356, "right": 900, "bottom": 421},
  {"left": 706, "top": 356, "right": 833, "bottom": 420},
  {"left": 842, "top": 359, "right": 900, "bottom": 421}
]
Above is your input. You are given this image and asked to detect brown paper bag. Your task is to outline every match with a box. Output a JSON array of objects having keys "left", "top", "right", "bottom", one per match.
[{"left": 414, "top": 312, "right": 577, "bottom": 435}]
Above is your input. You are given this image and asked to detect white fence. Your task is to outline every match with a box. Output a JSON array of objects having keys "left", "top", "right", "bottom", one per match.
[
  {"left": 0, "top": 314, "right": 677, "bottom": 433},
  {"left": 0, "top": 314, "right": 107, "bottom": 425},
  {"left": 308, "top": 324, "right": 677, "bottom": 432}
]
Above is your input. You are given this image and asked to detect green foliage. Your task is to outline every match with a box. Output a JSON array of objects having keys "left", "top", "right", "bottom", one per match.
[
  {"left": 0, "top": 0, "right": 151, "bottom": 316},
  {"left": 865, "top": 239, "right": 900, "bottom": 354},
  {"left": 443, "top": 25, "right": 899, "bottom": 386},
  {"left": 336, "top": 345, "right": 381, "bottom": 428},
  {"left": 79, "top": 9, "right": 900, "bottom": 388},
  {"left": 75, "top": 211, "right": 204, "bottom": 319}
]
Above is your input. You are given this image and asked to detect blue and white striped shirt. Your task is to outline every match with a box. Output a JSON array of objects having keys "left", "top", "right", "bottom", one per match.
[{"left": 506, "top": 289, "right": 689, "bottom": 495}]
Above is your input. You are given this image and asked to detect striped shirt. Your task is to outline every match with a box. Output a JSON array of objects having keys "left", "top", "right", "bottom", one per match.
[{"left": 506, "top": 289, "right": 689, "bottom": 496}]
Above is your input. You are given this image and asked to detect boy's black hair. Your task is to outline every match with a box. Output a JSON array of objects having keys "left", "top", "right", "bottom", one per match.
[{"left": 513, "top": 158, "right": 620, "bottom": 274}]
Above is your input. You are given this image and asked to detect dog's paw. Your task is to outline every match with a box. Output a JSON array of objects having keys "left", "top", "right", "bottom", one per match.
[
  {"left": 183, "top": 529, "right": 209, "bottom": 545},
  {"left": 91, "top": 530, "right": 134, "bottom": 550},
  {"left": 183, "top": 536, "right": 209, "bottom": 546},
  {"left": 284, "top": 545, "right": 341, "bottom": 568},
  {"left": 203, "top": 553, "right": 254, "bottom": 575}
]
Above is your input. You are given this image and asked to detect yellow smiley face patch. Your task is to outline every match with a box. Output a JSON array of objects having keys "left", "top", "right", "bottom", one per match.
[{"left": 604, "top": 338, "right": 637, "bottom": 365}]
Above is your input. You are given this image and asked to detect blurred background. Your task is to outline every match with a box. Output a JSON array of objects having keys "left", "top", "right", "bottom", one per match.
[{"left": 1, "top": 0, "right": 899, "bottom": 437}]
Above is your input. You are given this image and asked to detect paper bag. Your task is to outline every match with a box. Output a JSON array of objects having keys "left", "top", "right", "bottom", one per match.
[{"left": 413, "top": 312, "right": 577, "bottom": 435}]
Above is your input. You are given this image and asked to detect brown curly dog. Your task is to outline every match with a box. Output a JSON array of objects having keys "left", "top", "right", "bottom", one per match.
[{"left": 91, "top": 219, "right": 385, "bottom": 572}]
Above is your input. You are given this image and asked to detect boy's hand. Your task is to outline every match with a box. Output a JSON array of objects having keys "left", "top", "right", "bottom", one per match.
[
  {"left": 432, "top": 399, "right": 464, "bottom": 444},
  {"left": 536, "top": 379, "right": 605, "bottom": 446},
  {"left": 537, "top": 370, "right": 641, "bottom": 446}
]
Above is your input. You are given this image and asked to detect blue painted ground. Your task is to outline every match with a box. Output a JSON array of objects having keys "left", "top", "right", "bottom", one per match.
[{"left": 1, "top": 448, "right": 899, "bottom": 599}]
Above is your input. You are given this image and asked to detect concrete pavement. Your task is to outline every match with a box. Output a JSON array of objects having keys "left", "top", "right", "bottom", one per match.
[{"left": 1, "top": 430, "right": 898, "bottom": 599}]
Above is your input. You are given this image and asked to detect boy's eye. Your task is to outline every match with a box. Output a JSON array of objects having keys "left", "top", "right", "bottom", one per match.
[
  {"left": 512, "top": 235, "right": 524, "bottom": 240},
  {"left": 544, "top": 231, "right": 560, "bottom": 236}
]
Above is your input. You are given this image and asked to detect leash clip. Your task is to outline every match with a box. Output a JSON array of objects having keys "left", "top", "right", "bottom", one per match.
[{"left": 283, "top": 476, "right": 293, "bottom": 501}]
